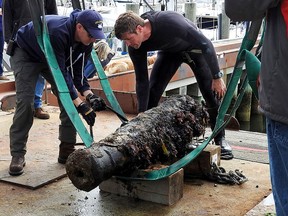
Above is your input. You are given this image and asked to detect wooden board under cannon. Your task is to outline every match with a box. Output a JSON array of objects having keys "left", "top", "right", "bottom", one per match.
[{"left": 66, "top": 95, "right": 209, "bottom": 192}]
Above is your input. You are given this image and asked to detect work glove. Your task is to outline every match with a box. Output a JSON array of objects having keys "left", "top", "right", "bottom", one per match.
[
  {"left": 94, "top": 40, "right": 114, "bottom": 60},
  {"left": 76, "top": 102, "right": 96, "bottom": 126},
  {"left": 86, "top": 93, "right": 106, "bottom": 112}
]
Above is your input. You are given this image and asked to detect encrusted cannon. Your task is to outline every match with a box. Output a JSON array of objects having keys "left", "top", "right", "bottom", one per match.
[{"left": 66, "top": 95, "right": 208, "bottom": 191}]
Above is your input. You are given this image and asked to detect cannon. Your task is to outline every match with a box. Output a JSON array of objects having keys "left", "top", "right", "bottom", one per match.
[{"left": 66, "top": 95, "right": 209, "bottom": 191}]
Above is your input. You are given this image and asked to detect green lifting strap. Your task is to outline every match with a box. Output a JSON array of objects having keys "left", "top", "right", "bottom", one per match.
[
  {"left": 117, "top": 19, "right": 263, "bottom": 181},
  {"left": 241, "top": 50, "right": 261, "bottom": 99},
  {"left": 27, "top": 0, "right": 93, "bottom": 147},
  {"left": 214, "top": 20, "right": 263, "bottom": 132},
  {"left": 90, "top": 50, "right": 126, "bottom": 118},
  {"left": 245, "top": 19, "right": 265, "bottom": 100}
]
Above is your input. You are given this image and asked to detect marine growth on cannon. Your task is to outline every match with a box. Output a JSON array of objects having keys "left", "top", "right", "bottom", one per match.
[{"left": 66, "top": 95, "right": 209, "bottom": 191}]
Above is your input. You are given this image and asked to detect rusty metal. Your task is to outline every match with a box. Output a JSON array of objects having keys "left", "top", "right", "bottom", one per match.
[{"left": 205, "top": 162, "right": 248, "bottom": 185}]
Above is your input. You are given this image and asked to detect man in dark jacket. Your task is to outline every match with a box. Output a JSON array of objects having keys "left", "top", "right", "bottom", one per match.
[
  {"left": 225, "top": 1, "right": 288, "bottom": 215},
  {"left": 8, "top": 9, "right": 106, "bottom": 176},
  {"left": 114, "top": 10, "right": 233, "bottom": 159},
  {"left": 3, "top": 0, "right": 58, "bottom": 119}
]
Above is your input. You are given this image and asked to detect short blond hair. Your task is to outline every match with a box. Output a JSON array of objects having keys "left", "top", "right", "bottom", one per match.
[{"left": 114, "top": 11, "right": 145, "bottom": 39}]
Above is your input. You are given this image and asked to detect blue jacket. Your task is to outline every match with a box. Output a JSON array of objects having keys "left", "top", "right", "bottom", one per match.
[{"left": 15, "top": 10, "right": 92, "bottom": 100}]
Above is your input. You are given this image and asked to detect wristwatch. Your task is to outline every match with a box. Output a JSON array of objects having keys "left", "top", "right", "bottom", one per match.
[{"left": 213, "top": 71, "right": 224, "bottom": 79}]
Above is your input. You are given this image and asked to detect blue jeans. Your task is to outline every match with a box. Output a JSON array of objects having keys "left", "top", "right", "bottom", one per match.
[
  {"left": 84, "top": 58, "right": 95, "bottom": 79},
  {"left": 266, "top": 117, "right": 288, "bottom": 216},
  {"left": 0, "top": 28, "right": 4, "bottom": 76},
  {"left": 34, "top": 75, "right": 45, "bottom": 109}
]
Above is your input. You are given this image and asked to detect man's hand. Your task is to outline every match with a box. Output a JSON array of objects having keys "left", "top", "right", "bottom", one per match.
[
  {"left": 76, "top": 102, "right": 96, "bottom": 126},
  {"left": 86, "top": 93, "right": 106, "bottom": 111},
  {"left": 211, "top": 78, "right": 227, "bottom": 100},
  {"left": 94, "top": 40, "right": 114, "bottom": 60}
]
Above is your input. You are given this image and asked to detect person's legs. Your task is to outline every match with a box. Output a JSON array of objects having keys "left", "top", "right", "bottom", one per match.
[
  {"left": 0, "top": 29, "right": 3, "bottom": 76},
  {"left": 57, "top": 102, "right": 77, "bottom": 164},
  {"left": 148, "top": 52, "right": 183, "bottom": 109},
  {"left": 266, "top": 117, "right": 288, "bottom": 216},
  {"left": 34, "top": 75, "right": 50, "bottom": 119},
  {"left": 42, "top": 70, "right": 77, "bottom": 164},
  {"left": 56, "top": 93, "right": 77, "bottom": 164},
  {"left": 186, "top": 53, "right": 233, "bottom": 159},
  {"left": 34, "top": 75, "right": 44, "bottom": 109},
  {"left": 9, "top": 47, "right": 40, "bottom": 175},
  {"left": 0, "top": 29, "right": 9, "bottom": 80}
]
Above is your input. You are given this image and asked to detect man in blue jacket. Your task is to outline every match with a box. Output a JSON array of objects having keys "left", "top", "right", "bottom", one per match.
[{"left": 9, "top": 9, "right": 107, "bottom": 176}]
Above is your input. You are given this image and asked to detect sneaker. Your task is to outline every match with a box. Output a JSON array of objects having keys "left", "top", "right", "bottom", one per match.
[
  {"left": 0, "top": 75, "right": 9, "bottom": 80},
  {"left": 34, "top": 107, "right": 50, "bottom": 119},
  {"left": 9, "top": 156, "right": 26, "bottom": 176},
  {"left": 58, "top": 142, "right": 76, "bottom": 164},
  {"left": 215, "top": 138, "right": 234, "bottom": 160}
]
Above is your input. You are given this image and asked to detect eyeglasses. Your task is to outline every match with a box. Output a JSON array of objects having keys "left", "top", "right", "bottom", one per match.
[{"left": 82, "top": 25, "right": 93, "bottom": 38}]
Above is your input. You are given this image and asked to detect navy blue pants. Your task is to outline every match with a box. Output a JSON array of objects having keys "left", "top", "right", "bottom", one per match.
[{"left": 0, "top": 27, "right": 4, "bottom": 76}]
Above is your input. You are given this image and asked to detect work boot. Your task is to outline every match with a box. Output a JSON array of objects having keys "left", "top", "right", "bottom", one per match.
[
  {"left": 9, "top": 156, "right": 26, "bottom": 176},
  {"left": 58, "top": 142, "right": 76, "bottom": 164},
  {"left": 34, "top": 107, "right": 50, "bottom": 119},
  {"left": 215, "top": 138, "right": 234, "bottom": 160}
]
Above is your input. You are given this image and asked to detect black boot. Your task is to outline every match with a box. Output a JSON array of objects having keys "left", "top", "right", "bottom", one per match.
[
  {"left": 215, "top": 138, "right": 234, "bottom": 160},
  {"left": 58, "top": 142, "right": 76, "bottom": 164},
  {"left": 9, "top": 156, "right": 26, "bottom": 176}
]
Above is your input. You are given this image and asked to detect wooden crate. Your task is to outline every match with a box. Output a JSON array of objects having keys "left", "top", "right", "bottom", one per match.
[
  {"left": 99, "top": 168, "right": 184, "bottom": 205},
  {"left": 184, "top": 145, "right": 221, "bottom": 177}
]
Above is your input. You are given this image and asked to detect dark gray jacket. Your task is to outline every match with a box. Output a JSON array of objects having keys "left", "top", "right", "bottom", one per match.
[
  {"left": 225, "top": 0, "right": 288, "bottom": 125},
  {"left": 3, "top": 0, "right": 58, "bottom": 43}
]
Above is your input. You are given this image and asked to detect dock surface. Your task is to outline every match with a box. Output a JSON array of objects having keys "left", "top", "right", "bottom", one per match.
[{"left": 0, "top": 106, "right": 275, "bottom": 216}]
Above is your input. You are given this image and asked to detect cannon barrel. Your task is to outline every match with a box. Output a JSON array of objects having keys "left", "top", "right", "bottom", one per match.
[{"left": 66, "top": 95, "right": 208, "bottom": 191}]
